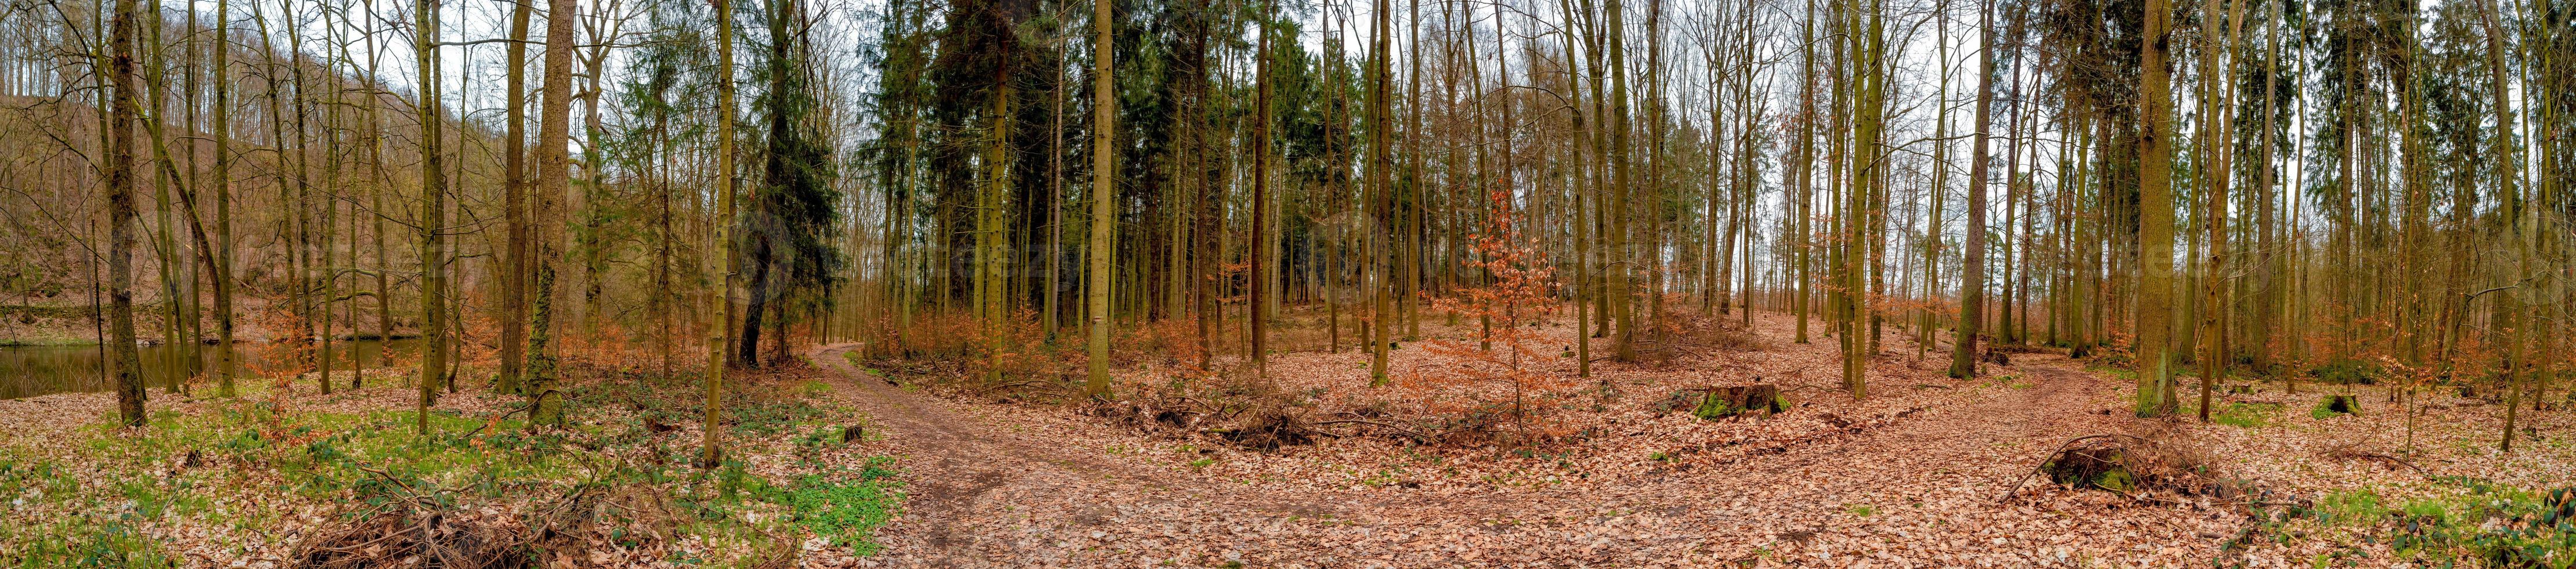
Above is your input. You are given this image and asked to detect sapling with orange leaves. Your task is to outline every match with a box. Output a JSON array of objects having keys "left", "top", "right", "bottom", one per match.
[{"left": 1412, "top": 189, "right": 1575, "bottom": 444}]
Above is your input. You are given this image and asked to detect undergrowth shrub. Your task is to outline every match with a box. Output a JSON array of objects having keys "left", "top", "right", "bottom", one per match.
[
  {"left": 1402, "top": 190, "right": 1575, "bottom": 446},
  {"left": 2294, "top": 480, "right": 2576, "bottom": 567},
  {"left": 1635, "top": 308, "right": 1767, "bottom": 366},
  {"left": 2307, "top": 359, "right": 2385, "bottom": 386},
  {"left": 784, "top": 458, "right": 903, "bottom": 556}
]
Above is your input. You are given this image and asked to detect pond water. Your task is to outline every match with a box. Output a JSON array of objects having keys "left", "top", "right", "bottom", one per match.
[{"left": 0, "top": 339, "right": 418, "bottom": 399}]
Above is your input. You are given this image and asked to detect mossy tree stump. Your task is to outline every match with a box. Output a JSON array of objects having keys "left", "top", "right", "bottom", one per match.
[
  {"left": 2044, "top": 446, "right": 2135, "bottom": 492},
  {"left": 2312, "top": 394, "right": 2358, "bottom": 419},
  {"left": 1693, "top": 384, "right": 1785, "bottom": 420}
]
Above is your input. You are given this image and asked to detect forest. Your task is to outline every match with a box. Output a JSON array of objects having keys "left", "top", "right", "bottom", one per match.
[{"left": 0, "top": 0, "right": 2570, "bottom": 564}]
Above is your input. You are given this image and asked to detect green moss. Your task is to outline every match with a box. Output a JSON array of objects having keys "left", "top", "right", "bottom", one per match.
[
  {"left": 2094, "top": 468, "right": 2133, "bottom": 492},
  {"left": 2213, "top": 402, "right": 2282, "bottom": 428},
  {"left": 2311, "top": 395, "right": 2359, "bottom": 419},
  {"left": 1691, "top": 395, "right": 1737, "bottom": 421}
]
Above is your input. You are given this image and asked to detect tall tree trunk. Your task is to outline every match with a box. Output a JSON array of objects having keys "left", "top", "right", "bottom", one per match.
[
  {"left": 982, "top": 35, "right": 1013, "bottom": 383},
  {"left": 701, "top": 0, "right": 738, "bottom": 467},
  {"left": 105, "top": 0, "right": 145, "bottom": 427},
  {"left": 1558, "top": 0, "right": 1592, "bottom": 376},
  {"left": 1949, "top": 0, "right": 1995, "bottom": 379},
  {"left": 2472, "top": 0, "right": 2524, "bottom": 452},
  {"left": 1606, "top": 0, "right": 1636, "bottom": 363},
  {"left": 1083, "top": 0, "right": 1117, "bottom": 397},
  {"left": 1842, "top": 0, "right": 1882, "bottom": 398},
  {"left": 414, "top": 0, "right": 447, "bottom": 434},
  {"left": 1250, "top": 0, "right": 1272, "bottom": 372},
  {"left": 1047, "top": 33, "right": 1065, "bottom": 343},
  {"left": 1921, "top": 0, "right": 1949, "bottom": 357},
  {"left": 2134, "top": 0, "right": 2178, "bottom": 416},
  {"left": 211, "top": 0, "right": 236, "bottom": 398},
  {"left": 1412, "top": 0, "right": 1432, "bottom": 342},
  {"left": 526, "top": 0, "right": 577, "bottom": 428},
  {"left": 1793, "top": 0, "right": 1815, "bottom": 345},
  {"left": 144, "top": 3, "right": 183, "bottom": 395},
  {"left": 2197, "top": 0, "right": 2243, "bottom": 421},
  {"left": 363, "top": 0, "right": 389, "bottom": 385},
  {"left": 1366, "top": 0, "right": 1393, "bottom": 385},
  {"left": 495, "top": 0, "right": 530, "bottom": 395}
]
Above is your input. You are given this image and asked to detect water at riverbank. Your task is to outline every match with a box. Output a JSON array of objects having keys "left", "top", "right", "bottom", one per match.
[{"left": 0, "top": 338, "right": 417, "bottom": 399}]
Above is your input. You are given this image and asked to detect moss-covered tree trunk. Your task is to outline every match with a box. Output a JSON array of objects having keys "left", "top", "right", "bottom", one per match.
[
  {"left": 414, "top": 0, "right": 448, "bottom": 435},
  {"left": 701, "top": 0, "right": 738, "bottom": 467},
  {"left": 525, "top": 0, "right": 578, "bottom": 428}
]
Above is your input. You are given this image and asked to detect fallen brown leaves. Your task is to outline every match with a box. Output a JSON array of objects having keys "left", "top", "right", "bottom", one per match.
[
  {"left": 8, "top": 309, "right": 2569, "bottom": 567},
  {"left": 829, "top": 310, "right": 2574, "bottom": 567}
]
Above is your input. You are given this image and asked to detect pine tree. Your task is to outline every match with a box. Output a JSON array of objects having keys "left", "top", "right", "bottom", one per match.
[{"left": 1084, "top": 0, "right": 1116, "bottom": 397}]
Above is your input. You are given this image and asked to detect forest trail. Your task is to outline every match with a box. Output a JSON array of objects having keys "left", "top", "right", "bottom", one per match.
[{"left": 809, "top": 341, "right": 2211, "bottom": 567}]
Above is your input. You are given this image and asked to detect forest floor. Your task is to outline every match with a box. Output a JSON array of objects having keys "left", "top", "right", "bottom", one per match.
[
  {"left": 0, "top": 360, "right": 901, "bottom": 568},
  {"left": 0, "top": 309, "right": 2568, "bottom": 568},
  {"left": 833, "top": 310, "right": 2576, "bottom": 568}
]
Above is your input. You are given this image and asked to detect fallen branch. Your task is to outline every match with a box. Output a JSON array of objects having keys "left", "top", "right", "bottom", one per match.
[
  {"left": 1997, "top": 433, "right": 2159, "bottom": 503},
  {"left": 2319, "top": 445, "right": 2432, "bottom": 478},
  {"left": 1311, "top": 419, "right": 1438, "bottom": 443}
]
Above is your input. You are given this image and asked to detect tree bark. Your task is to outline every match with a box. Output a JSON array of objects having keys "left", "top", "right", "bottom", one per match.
[
  {"left": 1948, "top": 0, "right": 1996, "bottom": 379},
  {"left": 701, "top": 0, "right": 738, "bottom": 467},
  {"left": 105, "top": 0, "right": 145, "bottom": 427},
  {"left": 525, "top": 0, "right": 577, "bottom": 428},
  {"left": 2134, "top": 0, "right": 2179, "bottom": 416},
  {"left": 414, "top": 0, "right": 448, "bottom": 435},
  {"left": 1084, "top": 0, "right": 1116, "bottom": 397}
]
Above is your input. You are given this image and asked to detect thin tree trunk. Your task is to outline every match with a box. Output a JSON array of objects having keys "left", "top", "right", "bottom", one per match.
[
  {"left": 1251, "top": 0, "right": 1272, "bottom": 372},
  {"left": 414, "top": 0, "right": 447, "bottom": 435},
  {"left": 701, "top": 0, "right": 738, "bottom": 467},
  {"left": 1366, "top": 0, "right": 1393, "bottom": 385}
]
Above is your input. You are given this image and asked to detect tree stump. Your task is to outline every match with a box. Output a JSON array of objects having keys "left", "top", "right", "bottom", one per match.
[
  {"left": 1693, "top": 384, "right": 1785, "bottom": 420},
  {"left": 2044, "top": 445, "right": 2135, "bottom": 492},
  {"left": 2312, "top": 394, "right": 2358, "bottom": 419},
  {"left": 842, "top": 424, "right": 865, "bottom": 443}
]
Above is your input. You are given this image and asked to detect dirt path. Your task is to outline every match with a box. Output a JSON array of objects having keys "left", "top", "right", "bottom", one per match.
[{"left": 810, "top": 343, "right": 2227, "bottom": 567}]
